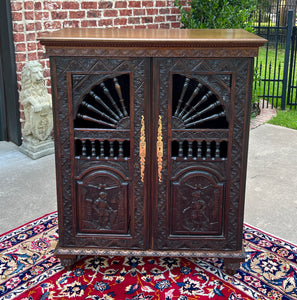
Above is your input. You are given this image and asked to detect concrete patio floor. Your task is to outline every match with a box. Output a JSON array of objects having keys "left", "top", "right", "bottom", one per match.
[{"left": 0, "top": 123, "right": 297, "bottom": 244}]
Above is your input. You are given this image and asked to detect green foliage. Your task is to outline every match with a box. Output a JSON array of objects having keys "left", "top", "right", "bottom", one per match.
[
  {"left": 268, "top": 109, "right": 297, "bottom": 130},
  {"left": 174, "top": 0, "right": 257, "bottom": 32}
]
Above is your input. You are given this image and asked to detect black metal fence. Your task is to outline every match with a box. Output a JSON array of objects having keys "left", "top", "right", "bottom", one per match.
[
  {"left": 253, "top": 0, "right": 297, "bottom": 109},
  {"left": 287, "top": 26, "right": 297, "bottom": 107}
]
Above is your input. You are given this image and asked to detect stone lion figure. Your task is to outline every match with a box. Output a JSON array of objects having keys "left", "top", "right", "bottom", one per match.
[{"left": 20, "top": 61, "right": 53, "bottom": 143}]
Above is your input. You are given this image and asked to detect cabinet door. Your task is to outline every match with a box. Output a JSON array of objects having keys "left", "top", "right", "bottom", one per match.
[
  {"left": 52, "top": 57, "right": 150, "bottom": 250},
  {"left": 152, "top": 57, "right": 252, "bottom": 251}
]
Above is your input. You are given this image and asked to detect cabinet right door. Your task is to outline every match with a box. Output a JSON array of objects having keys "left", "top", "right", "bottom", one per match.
[{"left": 152, "top": 57, "right": 253, "bottom": 252}]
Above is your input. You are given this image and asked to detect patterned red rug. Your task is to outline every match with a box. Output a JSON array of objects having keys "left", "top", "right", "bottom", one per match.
[{"left": 0, "top": 212, "right": 297, "bottom": 300}]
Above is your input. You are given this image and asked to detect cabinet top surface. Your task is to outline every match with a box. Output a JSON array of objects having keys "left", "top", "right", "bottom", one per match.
[{"left": 39, "top": 28, "right": 266, "bottom": 48}]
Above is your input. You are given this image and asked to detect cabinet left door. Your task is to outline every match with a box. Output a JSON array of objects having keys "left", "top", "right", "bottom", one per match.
[{"left": 51, "top": 56, "right": 150, "bottom": 251}]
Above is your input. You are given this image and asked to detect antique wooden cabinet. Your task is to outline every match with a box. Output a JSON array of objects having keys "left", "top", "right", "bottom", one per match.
[{"left": 40, "top": 28, "right": 266, "bottom": 273}]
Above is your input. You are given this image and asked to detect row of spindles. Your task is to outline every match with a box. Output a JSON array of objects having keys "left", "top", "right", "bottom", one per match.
[
  {"left": 172, "top": 140, "right": 228, "bottom": 159},
  {"left": 75, "top": 139, "right": 130, "bottom": 159}
]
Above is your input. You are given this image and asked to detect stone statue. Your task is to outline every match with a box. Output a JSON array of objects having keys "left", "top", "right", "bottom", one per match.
[
  {"left": 19, "top": 61, "right": 54, "bottom": 159},
  {"left": 20, "top": 61, "right": 53, "bottom": 143}
]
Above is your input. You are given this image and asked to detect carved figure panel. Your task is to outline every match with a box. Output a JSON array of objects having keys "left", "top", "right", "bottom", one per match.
[
  {"left": 77, "top": 170, "right": 129, "bottom": 235},
  {"left": 171, "top": 172, "right": 224, "bottom": 236}
]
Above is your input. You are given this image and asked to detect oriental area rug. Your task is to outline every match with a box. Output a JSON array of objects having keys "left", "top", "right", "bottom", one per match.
[{"left": 1, "top": 212, "right": 297, "bottom": 300}]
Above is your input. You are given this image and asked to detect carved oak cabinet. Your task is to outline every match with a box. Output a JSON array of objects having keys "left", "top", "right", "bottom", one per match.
[{"left": 40, "top": 29, "right": 266, "bottom": 273}]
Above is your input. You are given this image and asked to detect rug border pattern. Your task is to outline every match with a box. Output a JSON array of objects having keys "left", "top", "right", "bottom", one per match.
[{"left": 0, "top": 213, "right": 296, "bottom": 300}]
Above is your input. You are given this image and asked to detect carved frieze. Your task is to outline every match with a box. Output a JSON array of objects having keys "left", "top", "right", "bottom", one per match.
[{"left": 45, "top": 47, "right": 260, "bottom": 58}]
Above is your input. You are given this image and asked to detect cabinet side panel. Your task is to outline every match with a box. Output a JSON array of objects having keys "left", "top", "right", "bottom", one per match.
[
  {"left": 230, "top": 57, "right": 254, "bottom": 249},
  {"left": 50, "top": 57, "right": 76, "bottom": 246}
]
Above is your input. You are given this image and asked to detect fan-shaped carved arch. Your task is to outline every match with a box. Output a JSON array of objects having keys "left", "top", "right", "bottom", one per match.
[
  {"left": 172, "top": 74, "right": 229, "bottom": 129},
  {"left": 74, "top": 74, "right": 130, "bottom": 129}
]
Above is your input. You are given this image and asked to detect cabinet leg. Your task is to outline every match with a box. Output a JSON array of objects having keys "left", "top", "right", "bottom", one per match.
[
  {"left": 223, "top": 258, "right": 243, "bottom": 275},
  {"left": 58, "top": 255, "right": 78, "bottom": 271}
]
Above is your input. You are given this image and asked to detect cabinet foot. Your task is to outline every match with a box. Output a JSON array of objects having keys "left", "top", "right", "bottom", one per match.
[
  {"left": 58, "top": 255, "right": 78, "bottom": 271},
  {"left": 223, "top": 258, "right": 243, "bottom": 275}
]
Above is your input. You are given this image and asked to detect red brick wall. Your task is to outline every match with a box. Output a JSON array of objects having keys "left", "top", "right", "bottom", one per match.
[{"left": 10, "top": 0, "right": 183, "bottom": 129}]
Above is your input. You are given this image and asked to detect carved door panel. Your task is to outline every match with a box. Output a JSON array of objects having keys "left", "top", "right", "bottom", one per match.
[
  {"left": 152, "top": 57, "right": 245, "bottom": 251},
  {"left": 53, "top": 57, "right": 150, "bottom": 250}
]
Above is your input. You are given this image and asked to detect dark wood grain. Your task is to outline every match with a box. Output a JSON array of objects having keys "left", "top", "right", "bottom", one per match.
[{"left": 39, "top": 28, "right": 266, "bottom": 48}]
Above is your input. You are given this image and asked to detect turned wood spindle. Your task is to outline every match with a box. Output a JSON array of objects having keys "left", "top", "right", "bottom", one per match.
[
  {"left": 114, "top": 77, "right": 128, "bottom": 117},
  {"left": 82, "top": 100, "right": 118, "bottom": 125},
  {"left": 182, "top": 91, "right": 213, "bottom": 121},
  {"left": 188, "top": 141, "right": 193, "bottom": 158},
  {"left": 179, "top": 83, "right": 202, "bottom": 119},
  {"left": 100, "top": 141, "right": 105, "bottom": 158},
  {"left": 206, "top": 141, "right": 211, "bottom": 158},
  {"left": 89, "top": 90, "right": 120, "bottom": 121},
  {"left": 216, "top": 141, "right": 220, "bottom": 158},
  {"left": 174, "top": 77, "right": 190, "bottom": 117},
  {"left": 91, "top": 140, "right": 96, "bottom": 157},
  {"left": 119, "top": 141, "right": 124, "bottom": 158},
  {"left": 197, "top": 141, "right": 202, "bottom": 158},
  {"left": 110, "top": 141, "right": 114, "bottom": 158},
  {"left": 100, "top": 82, "right": 124, "bottom": 118},
  {"left": 178, "top": 141, "right": 183, "bottom": 157}
]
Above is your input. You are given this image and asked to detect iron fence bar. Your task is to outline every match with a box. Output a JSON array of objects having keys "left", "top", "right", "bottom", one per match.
[
  {"left": 254, "top": 1, "right": 297, "bottom": 110},
  {"left": 253, "top": 10, "right": 261, "bottom": 98},
  {"left": 292, "top": 35, "right": 297, "bottom": 107},
  {"left": 276, "top": 62, "right": 282, "bottom": 107},
  {"left": 281, "top": 10, "right": 293, "bottom": 110},
  {"left": 293, "top": 28, "right": 297, "bottom": 108},
  {"left": 262, "top": 12, "right": 271, "bottom": 109},
  {"left": 287, "top": 26, "right": 297, "bottom": 108},
  {"left": 271, "top": 11, "right": 281, "bottom": 107},
  {"left": 287, "top": 26, "right": 294, "bottom": 106},
  {"left": 290, "top": 42, "right": 297, "bottom": 108},
  {"left": 267, "top": 62, "right": 273, "bottom": 106}
]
